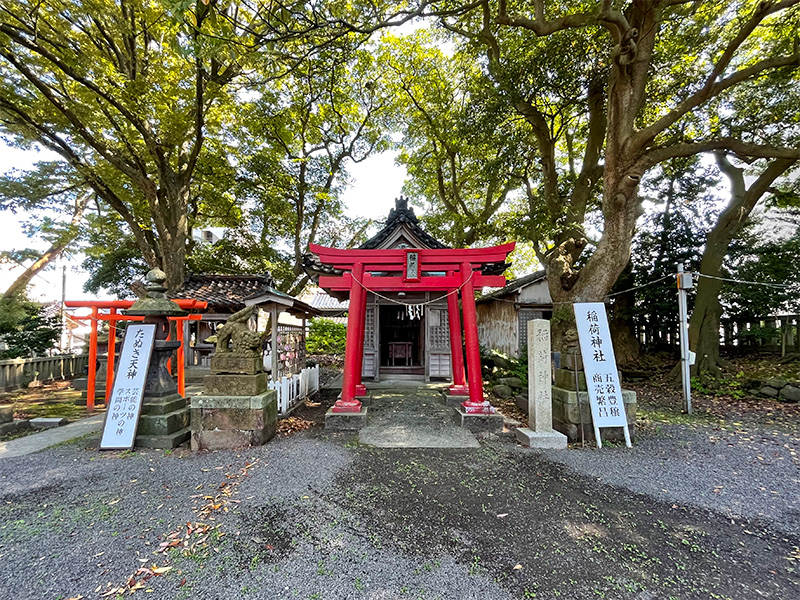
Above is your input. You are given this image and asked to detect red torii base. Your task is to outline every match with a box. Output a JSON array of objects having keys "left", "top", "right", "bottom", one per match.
[
  {"left": 65, "top": 299, "right": 206, "bottom": 412},
  {"left": 310, "top": 242, "right": 515, "bottom": 414}
]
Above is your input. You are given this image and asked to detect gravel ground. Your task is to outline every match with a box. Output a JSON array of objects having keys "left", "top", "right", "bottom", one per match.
[
  {"left": 541, "top": 420, "right": 800, "bottom": 537},
  {"left": 0, "top": 399, "right": 797, "bottom": 600}
]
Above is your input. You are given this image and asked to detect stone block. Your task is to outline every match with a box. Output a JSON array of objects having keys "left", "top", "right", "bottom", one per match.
[
  {"left": 0, "top": 405, "right": 13, "bottom": 424},
  {"left": 137, "top": 408, "right": 190, "bottom": 436},
  {"left": 135, "top": 427, "right": 191, "bottom": 449},
  {"left": 210, "top": 354, "right": 263, "bottom": 375},
  {"left": 498, "top": 377, "right": 524, "bottom": 389},
  {"left": 561, "top": 353, "right": 583, "bottom": 371},
  {"left": 760, "top": 386, "right": 779, "bottom": 397},
  {"left": 514, "top": 395, "right": 528, "bottom": 412},
  {"left": 553, "top": 368, "right": 587, "bottom": 391},
  {"left": 766, "top": 378, "right": 789, "bottom": 390},
  {"left": 325, "top": 407, "right": 368, "bottom": 431},
  {"left": 204, "top": 373, "right": 267, "bottom": 396},
  {"left": 492, "top": 384, "right": 514, "bottom": 398},
  {"left": 456, "top": 408, "right": 504, "bottom": 433},
  {"left": 189, "top": 392, "right": 278, "bottom": 451},
  {"left": 551, "top": 385, "right": 637, "bottom": 443},
  {"left": 779, "top": 385, "right": 800, "bottom": 403},
  {"left": 0, "top": 419, "right": 30, "bottom": 436},
  {"left": 30, "top": 417, "right": 68, "bottom": 429},
  {"left": 139, "top": 396, "right": 187, "bottom": 416},
  {"left": 515, "top": 427, "right": 568, "bottom": 449},
  {"left": 442, "top": 393, "right": 465, "bottom": 407},
  {"left": 191, "top": 428, "right": 274, "bottom": 452}
]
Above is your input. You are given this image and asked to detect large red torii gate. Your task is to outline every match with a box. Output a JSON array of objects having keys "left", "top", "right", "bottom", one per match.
[{"left": 310, "top": 242, "right": 515, "bottom": 414}]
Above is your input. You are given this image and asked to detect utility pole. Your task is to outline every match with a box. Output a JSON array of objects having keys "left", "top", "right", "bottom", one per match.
[
  {"left": 61, "top": 263, "right": 67, "bottom": 354},
  {"left": 676, "top": 264, "right": 694, "bottom": 413}
]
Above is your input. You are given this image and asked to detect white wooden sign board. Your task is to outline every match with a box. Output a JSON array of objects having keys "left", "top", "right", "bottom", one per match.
[
  {"left": 99, "top": 324, "right": 156, "bottom": 450},
  {"left": 573, "top": 302, "right": 632, "bottom": 448}
]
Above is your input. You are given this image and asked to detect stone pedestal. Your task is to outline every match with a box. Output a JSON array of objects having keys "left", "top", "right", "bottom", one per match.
[
  {"left": 204, "top": 373, "right": 268, "bottom": 396},
  {"left": 210, "top": 354, "right": 262, "bottom": 375},
  {"left": 551, "top": 383, "right": 637, "bottom": 443},
  {"left": 456, "top": 407, "right": 504, "bottom": 433},
  {"left": 190, "top": 314, "right": 279, "bottom": 450},
  {"left": 325, "top": 407, "right": 369, "bottom": 431},
  {"left": 191, "top": 392, "right": 277, "bottom": 451},
  {"left": 135, "top": 392, "right": 191, "bottom": 448}
]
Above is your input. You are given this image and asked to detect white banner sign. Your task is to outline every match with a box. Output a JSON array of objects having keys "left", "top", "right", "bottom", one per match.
[
  {"left": 573, "top": 302, "right": 631, "bottom": 448},
  {"left": 100, "top": 324, "right": 156, "bottom": 450}
]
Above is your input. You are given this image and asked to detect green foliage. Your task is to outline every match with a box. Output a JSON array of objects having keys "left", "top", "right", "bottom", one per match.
[
  {"left": 630, "top": 158, "right": 720, "bottom": 347},
  {"left": 721, "top": 218, "right": 800, "bottom": 318},
  {"left": 690, "top": 372, "right": 747, "bottom": 399},
  {"left": 306, "top": 318, "right": 347, "bottom": 355},
  {"left": 0, "top": 297, "right": 60, "bottom": 358}
]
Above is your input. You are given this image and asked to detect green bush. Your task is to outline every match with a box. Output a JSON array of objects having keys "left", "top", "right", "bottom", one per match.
[
  {"left": 0, "top": 297, "right": 61, "bottom": 358},
  {"left": 306, "top": 318, "right": 347, "bottom": 355}
]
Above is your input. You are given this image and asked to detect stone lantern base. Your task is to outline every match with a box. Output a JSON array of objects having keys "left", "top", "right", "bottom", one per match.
[{"left": 134, "top": 393, "right": 191, "bottom": 449}]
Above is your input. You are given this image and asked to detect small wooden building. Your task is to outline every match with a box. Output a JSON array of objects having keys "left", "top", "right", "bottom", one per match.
[{"left": 476, "top": 271, "right": 553, "bottom": 357}]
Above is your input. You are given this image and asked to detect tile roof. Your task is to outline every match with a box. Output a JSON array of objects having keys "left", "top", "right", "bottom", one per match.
[
  {"left": 476, "top": 270, "right": 547, "bottom": 303},
  {"left": 170, "top": 274, "right": 274, "bottom": 311},
  {"left": 359, "top": 196, "right": 449, "bottom": 250}
]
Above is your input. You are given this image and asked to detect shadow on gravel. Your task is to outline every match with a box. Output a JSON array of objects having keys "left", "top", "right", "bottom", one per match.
[{"left": 325, "top": 442, "right": 799, "bottom": 600}]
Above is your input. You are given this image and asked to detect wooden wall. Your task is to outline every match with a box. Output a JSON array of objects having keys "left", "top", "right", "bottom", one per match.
[{"left": 477, "top": 300, "right": 518, "bottom": 356}]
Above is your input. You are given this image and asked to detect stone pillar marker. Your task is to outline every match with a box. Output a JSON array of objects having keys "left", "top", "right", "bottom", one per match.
[{"left": 516, "top": 319, "right": 568, "bottom": 449}]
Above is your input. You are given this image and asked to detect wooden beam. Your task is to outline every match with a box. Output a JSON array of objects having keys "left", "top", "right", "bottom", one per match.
[{"left": 318, "top": 273, "right": 507, "bottom": 292}]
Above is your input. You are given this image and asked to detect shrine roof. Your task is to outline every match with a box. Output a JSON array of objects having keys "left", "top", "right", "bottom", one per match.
[
  {"left": 359, "top": 196, "right": 449, "bottom": 250},
  {"left": 170, "top": 273, "right": 272, "bottom": 311},
  {"left": 476, "top": 270, "right": 547, "bottom": 303},
  {"left": 170, "top": 273, "right": 314, "bottom": 316}
]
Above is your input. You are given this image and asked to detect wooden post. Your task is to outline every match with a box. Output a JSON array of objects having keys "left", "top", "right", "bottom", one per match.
[
  {"left": 446, "top": 286, "right": 468, "bottom": 395},
  {"left": 176, "top": 317, "right": 186, "bottom": 397},
  {"left": 271, "top": 304, "right": 279, "bottom": 382},
  {"left": 87, "top": 306, "right": 98, "bottom": 412},
  {"left": 336, "top": 263, "right": 365, "bottom": 410},
  {"left": 459, "top": 262, "right": 490, "bottom": 411},
  {"left": 354, "top": 284, "right": 368, "bottom": 397},
  {"left": 105, "top": 309, "right": 116, "bottom": 403}
]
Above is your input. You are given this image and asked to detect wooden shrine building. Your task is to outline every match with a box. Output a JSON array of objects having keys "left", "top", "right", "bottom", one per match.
[{"left": 304, "top": 197, "right": 514, "bottom": 414}]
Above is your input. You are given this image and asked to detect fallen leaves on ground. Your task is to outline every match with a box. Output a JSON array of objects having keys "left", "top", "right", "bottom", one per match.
[
  {"left": 277, "top": 415, "right": 315, "bottom": 436},
  {"left": 97, "top": 564, "right": 171, "bottom": 597}
]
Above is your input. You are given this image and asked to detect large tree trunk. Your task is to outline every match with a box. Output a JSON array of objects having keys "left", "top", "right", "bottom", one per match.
[
  {"left": 546, "top": 172, "right": 642, "bottom": 355},
  {"left": 689, "top": 154, "right": 795, "bottom": 375},
  {"left": 609, "top": 260, "right": 640, "bottom": 365}
]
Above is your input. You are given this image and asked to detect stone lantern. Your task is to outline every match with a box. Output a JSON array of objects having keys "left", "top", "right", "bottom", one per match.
[{"left": 125, "top": 268, "right": 190, "bottom": 448}]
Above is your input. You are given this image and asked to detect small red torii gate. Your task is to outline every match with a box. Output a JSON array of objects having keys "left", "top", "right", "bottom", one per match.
[
  {"left": 310, "top": 241, "right": 515, "bottom": 414},
  {"left": 64, "top": 299, "right": 207, "bottom": 412}
]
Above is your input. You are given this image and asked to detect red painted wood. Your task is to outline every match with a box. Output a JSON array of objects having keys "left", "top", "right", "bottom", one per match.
[
  {"left": 354, "top": 279, "right": 368, "bottom": 397},
  {"left": 64, "top": 299, "right": 206, "bottom": 309},
  {"left": 447, "top": 290, "right": 467, "bottom": 394},
  {"left": 309, "top": 242, "right": 515, "bottom": 266},
  {"left": 105, "top": 311, "right": 116, "bottom": 403},
  {"left": 87, "top": 307, "right": 98, "bottom": 412},
  {"left": 459, "top": 263, "right": 491, "bottom": 411},
  {"left": 318, "top": 273, "right": 507, "bottom": 292},
  {"left": 336, "top": 263, "right": 365, "bottom": 411}
]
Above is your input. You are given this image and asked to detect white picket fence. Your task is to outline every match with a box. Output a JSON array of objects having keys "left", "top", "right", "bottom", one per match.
[{"left": 268, "top": 364, "right": 320, "bottom": 417}]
